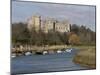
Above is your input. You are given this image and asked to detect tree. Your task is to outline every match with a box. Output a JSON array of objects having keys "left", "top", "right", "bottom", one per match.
[
  {"left": 68, "top": 34, "right": 80, "bottom": 45},
  {"left": 12, "top": 22, "right": 30, "bottom": 45},
  {"left": 71, "top": 25, "right": 96, "bottom": 45},
  {"left": 71, "top": 24, "right": 79, "bottom": 34}
]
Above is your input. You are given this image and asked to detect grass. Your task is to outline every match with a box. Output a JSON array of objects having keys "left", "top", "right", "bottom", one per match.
[{"left": 73, "top": 47, "right": 96, "bottom": 68}]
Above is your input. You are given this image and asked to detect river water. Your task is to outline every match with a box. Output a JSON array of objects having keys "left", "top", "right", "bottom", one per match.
[{"left": 11, "top": 48, "right": 90, "bottom": 74}]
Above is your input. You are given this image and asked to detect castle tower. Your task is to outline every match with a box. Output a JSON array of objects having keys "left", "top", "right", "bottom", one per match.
[
  {"left": 27, "top": 15, "right": 41, "bottom": 32},
  {"left": 43, "top": 18, "right": 57, "bottom": 33}
]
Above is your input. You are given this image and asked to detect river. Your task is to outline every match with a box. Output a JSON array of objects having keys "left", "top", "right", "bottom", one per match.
[{"left": 11, "top": 48, "right": 90, "bottom": 74}]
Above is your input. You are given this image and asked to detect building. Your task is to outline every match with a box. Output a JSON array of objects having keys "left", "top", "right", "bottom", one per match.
[
  {"left": 42, "top": 18, "right": 57, "bottom": 33},
  {"left": 55, "top": 20, "right": 70, "bottom": 33},
  {"left": 27, "top": 15, "right": 41, "bottom": 32},
  {"left": 27, "top": 15, "right": 70, "bottom": 33},
  {"left": 42, "top": 18, "right": 70, "bottom": 33}
]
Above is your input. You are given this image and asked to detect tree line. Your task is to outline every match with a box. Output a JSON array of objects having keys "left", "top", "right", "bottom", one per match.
[{"left": 12, "top": 23, "right": 96, "bottom": 46}]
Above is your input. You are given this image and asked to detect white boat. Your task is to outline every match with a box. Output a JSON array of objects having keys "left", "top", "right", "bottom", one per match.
[
  {"left": 65, "top": 48, "right": 72, "bottom": 53},
  {"left": 25, "top": 52, "right": 31, "bottom": 56},
  {"left": 57, "top": 50, "right": 62, "bottom": 53},
  {"left": 11, "top": 54, "right": 16, "bottom": 58},
  {"left": 43, "top": 51, "right": 48, "bottom": 55}
]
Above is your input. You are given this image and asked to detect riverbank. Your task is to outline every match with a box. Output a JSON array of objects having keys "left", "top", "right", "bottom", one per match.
[
  {"left": 71, "top": 45, "right": 95, "bottom": 50},
  {"left": 12, "top": 45, "right": 95, "bottom": 51},
  {"left": 73, "top": 48, "right": 96, "bottom": 68}
]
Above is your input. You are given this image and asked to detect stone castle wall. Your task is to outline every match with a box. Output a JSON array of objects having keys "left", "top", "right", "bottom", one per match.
[{"left": 27, "top": 15, "right": 70, "bottom": 33}]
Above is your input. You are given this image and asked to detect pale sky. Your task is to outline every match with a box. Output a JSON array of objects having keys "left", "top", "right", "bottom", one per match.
[{"left": 12, "top": 1, "right": 96, "bottom": 31}]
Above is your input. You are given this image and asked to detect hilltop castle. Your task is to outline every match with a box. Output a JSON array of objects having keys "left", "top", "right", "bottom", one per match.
[{"left": 27, "top": 15, "right": 70, "bottom": 33}]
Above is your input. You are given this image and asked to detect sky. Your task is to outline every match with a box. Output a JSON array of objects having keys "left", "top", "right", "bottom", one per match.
[{"left": 12, "top": 1, "right": 96, "bottom": 31}]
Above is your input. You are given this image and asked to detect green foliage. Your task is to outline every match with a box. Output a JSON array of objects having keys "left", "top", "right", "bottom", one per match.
[
  {"left": 12, "top": 22, "right": 30, "bottom": 45},
  {"left": 12, "top": 23, "right": 96, "bottom": 46},
  {"left": 71, "top": 24, "right": 96, "bottom": 45}
]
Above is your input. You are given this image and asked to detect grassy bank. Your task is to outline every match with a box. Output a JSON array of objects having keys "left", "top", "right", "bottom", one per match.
[
  {"left": 73, "top": 48, "right": 96, "bottom": 68},
  {"left": 70, "top": 45, "right": 95, "bottom": 50}
]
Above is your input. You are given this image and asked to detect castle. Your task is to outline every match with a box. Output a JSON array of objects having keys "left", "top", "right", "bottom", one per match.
[
  {"left": 27, "top": 15, "right": 41, "bottom": 32},
  {"left": 27, "top": 15, "right": 70, "bottom": 33}
]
